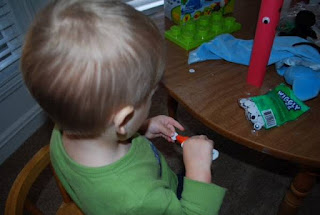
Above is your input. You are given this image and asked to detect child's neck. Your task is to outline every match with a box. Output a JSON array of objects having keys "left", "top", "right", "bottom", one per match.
[{"left": 62, "top": 133, "right": 131, "bottom": 167}]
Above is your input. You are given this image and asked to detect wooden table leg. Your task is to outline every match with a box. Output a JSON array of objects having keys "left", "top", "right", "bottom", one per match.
[
  {"left": 167, "top": 94, "right": 178, "bottom": 119},
  {"left": 277, "top": 170, "right": 317, "bottom": 215}
]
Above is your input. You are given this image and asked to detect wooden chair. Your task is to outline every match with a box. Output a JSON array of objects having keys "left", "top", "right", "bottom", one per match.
[{"left": 5, "top": 144, "right": 84, "bottom": 215}]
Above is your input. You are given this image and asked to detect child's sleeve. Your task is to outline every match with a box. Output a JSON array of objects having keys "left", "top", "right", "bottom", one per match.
[
  {"left": 181, "top": 178, "right": 226, "bottom": 214},
  {"left": 129, "top": 178, "right": 226, "bottom": 215}
]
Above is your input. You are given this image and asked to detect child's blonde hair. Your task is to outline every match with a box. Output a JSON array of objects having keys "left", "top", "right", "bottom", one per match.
[{"left": 21, "top": 0, "right": 165, "bottom": 136}]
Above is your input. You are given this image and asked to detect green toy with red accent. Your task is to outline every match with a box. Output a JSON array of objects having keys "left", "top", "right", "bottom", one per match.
[{"left": 165, "top": 11, "right": 241, "bottom": 50}]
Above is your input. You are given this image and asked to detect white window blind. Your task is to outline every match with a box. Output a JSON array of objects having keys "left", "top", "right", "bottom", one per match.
[
  {"left": 126, "top": 0, "right": 164, "bottom": 14},
  {"left": 0, "top": 0, "right": 22, "bottom": 85}
]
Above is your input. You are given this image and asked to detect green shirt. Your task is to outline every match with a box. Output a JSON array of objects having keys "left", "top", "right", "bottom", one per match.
[{"left": 50, "top": 128, "right": 226, "bottom": 215}]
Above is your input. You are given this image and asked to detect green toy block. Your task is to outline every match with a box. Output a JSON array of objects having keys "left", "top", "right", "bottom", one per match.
[{"left": 165, "top": 12, "right": 241, "bottom": 51}]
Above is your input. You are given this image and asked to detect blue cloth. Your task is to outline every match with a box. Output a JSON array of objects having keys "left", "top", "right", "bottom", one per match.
[
  {"left": 188, "top": 34, "right": 320, "bottom": 66},
  {"left": 188, "top": 34, "right": 320, "bottom": 101}
]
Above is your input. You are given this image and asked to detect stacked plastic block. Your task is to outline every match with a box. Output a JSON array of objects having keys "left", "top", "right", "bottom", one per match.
[{"left": 165, "top": 12, "right": 241, "bottom": 50}]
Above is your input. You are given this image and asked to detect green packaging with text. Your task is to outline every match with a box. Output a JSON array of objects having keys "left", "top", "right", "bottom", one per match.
[{"left": 251, "top": 84, "right": 310, "bottom": 129}]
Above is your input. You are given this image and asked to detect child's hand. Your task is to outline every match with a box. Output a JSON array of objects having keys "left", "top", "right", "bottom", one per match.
[
  {"left": 141, "top": 115, "right": 184, "bottom": 142},
  {"left": 183, "top": 135, "right": 214, "bottom": 183}
]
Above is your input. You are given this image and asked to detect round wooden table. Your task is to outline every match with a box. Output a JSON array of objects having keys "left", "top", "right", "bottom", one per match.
[{"left": 156, "top": 0, "right": 320, "bottom": 214}]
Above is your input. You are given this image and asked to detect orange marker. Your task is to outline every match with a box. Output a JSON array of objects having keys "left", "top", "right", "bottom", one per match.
[
  {"left": 176, "top": 135, "right": 189, "bottom": 144},
  {"left": 171, "top": 133, "right": 219, "bottom": 161}
]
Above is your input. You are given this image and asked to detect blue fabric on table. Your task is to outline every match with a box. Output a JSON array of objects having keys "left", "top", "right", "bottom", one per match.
[{"left": 188, "top": 34, "right": 320, "bottom": 66}]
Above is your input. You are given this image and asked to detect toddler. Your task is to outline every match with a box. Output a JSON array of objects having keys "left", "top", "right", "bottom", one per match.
[{"left": 21, "top": 0, "right": 226, "bottom": 214}]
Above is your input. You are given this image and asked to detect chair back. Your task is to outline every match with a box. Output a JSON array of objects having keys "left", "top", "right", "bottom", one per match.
[{"left": 5, "top": 144, "right": 84, "bottom": 215}]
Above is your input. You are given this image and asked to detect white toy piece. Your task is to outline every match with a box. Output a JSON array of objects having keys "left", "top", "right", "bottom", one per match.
[
  {"left": 189, "top": 68, "right": 196, "bottom": 73},
  {"left": 171, "top": 132, "right": 178, "bottom": 141},
  {"left": 239, "top": 98, "right": 265, "bottom": 130}
]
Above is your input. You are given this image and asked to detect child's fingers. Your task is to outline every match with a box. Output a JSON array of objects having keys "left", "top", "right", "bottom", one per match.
[
  {"left": 166, "top": 117, "right": 185, "bottom": 131},
  {"left": 159, "top": 134, "right": 174, "bottom": 142},
  {"left": 167, "top": 124, "right": 176, "bottom": 135},
  {"left": 159, "top": 124, "right": 175, "bottom": 137},
  {"left": 198, "top": 135, "right": 209, "bottom": 140},
  {"left": 188, "top": 135, "right": 214, "bottom": 147},
  {"left": 193, "top": 135, "right": 211, "bottom": 141}
]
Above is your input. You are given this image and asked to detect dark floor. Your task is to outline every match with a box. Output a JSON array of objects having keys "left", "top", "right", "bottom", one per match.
[{"left": 1, "top": 86, "right": 319, "bottom": 215}]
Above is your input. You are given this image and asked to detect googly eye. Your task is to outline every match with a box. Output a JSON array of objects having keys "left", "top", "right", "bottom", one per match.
[{"left": 262, "top": 17, "right": 271, "bottom": 24}]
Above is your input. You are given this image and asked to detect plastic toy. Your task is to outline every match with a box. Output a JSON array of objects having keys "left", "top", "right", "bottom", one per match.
[
  {"left": 283, "top": 65, "right": 320, "bottom": 101},
  {"left": 239, "top": 98, "right": 265, "bottom": 130},
  {"left": 184, "top": 0, "right": 202, "bottom": 12},
  {"left": 171, "top": 132, "right": 219, "bottom": 160},
  {"left": 165, "top": 12, "right": 241, "bottom": 50},
  {"left": 165, "top": 0, "right": 235, "bottom": 24},
  {"left": 247, "top": 0, "right": 284, "bottom": 87}
]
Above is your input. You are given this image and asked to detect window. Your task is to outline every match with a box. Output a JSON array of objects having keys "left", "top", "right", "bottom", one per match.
[
  {"left": 0, "top": 0, "right": 22, "bottom": 87},
  {"left": 126, "top": 0, "right": 164, "bottom": 15}
]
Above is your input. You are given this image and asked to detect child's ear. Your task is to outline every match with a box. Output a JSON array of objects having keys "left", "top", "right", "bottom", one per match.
[{"left": 113, "top": 106, "right": 134, "bottom": 135}]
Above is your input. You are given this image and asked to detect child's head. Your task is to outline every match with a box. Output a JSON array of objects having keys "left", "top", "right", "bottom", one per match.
[{"left": 21, "top": 0, "right": 165, "bottom": 137}]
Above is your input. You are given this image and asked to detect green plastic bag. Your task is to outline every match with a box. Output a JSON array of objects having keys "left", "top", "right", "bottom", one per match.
[
  {"left": 252, "top": 84, "right": 309, "bottom": 129},
  {"left": 240, "top": 84, "right": 310, "bottom": 129}
]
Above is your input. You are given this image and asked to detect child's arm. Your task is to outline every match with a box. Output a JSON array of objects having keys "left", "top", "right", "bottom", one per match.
[
  {"left": 129, "top": 177, "right": 226, "bottom": 215},
  {"left": 139, "top": 115, "right": 184, "bottom": 142}
]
